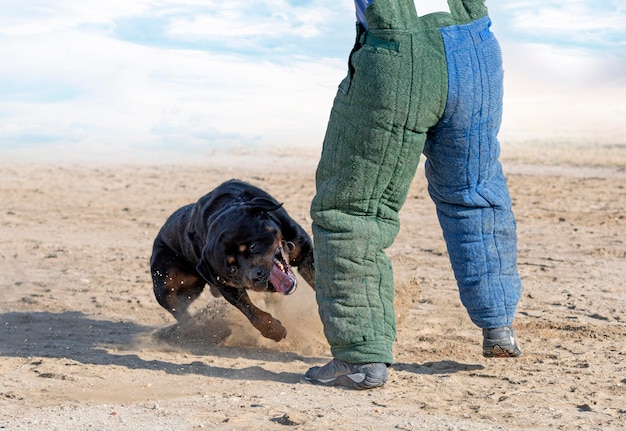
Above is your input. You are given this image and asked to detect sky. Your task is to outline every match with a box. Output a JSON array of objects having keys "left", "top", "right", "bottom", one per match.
[{"left": 0, "top": 1, "right": 625, "bottom": 162}]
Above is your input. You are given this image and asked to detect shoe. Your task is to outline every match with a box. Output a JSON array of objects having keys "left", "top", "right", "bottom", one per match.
[
  {"left": 304, "top": 359, "right": 388, "bottom": 390},
  {"left": 482, "top": 326, "right": 522, "bottom": 358}
]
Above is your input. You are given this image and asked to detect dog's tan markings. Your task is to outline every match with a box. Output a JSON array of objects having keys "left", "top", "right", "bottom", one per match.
[
  {"left": 265, "top": 225, "right": 278, "bottom": 234},
  {"left": 239, "top": 244, "right": 247, "bottom": 253},
  {"left": 227, "top": 256, "right": 236, "bottom": 265}
]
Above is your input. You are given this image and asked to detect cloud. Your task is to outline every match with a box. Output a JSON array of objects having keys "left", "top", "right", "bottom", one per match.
[
  {"left": 0, "top": 1, "right": 354, "bottom": 161},
  {"left": 165, "top": 2, "right": 328, "bottom": 38},
  {"left": 1, "top": 1, "right": 625, "bottom": 162},
  {"left": 492, "top": 1, "right": 626, "bottom": 53},
  {"left": 0, "top": 0, "right": 152, "bottom": 35},
  {"left": 112, "top": 0, "right": 353, "bottom": 60},
  {"left": 490, "top": 0, "right": 626, "bottom": 85},
  {"left": 488, "top": 1, "right": 626, "bottom": 142}
]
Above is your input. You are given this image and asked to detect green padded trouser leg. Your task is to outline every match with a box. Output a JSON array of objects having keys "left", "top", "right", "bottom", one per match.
[{"left": 311, "top": 1, "right": 488, "bottom": 364}]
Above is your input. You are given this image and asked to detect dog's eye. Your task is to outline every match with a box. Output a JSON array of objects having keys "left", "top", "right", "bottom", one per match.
[
  {"left": 227, "top": 266, "right": 237, "bottom": 276},
  {"left": 249, "top": 242, "right": 257, "bottom": 252}
]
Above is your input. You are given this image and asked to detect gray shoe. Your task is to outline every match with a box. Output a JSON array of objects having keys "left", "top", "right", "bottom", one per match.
[
  {"left": 304, "top": 359, "right": 388, "bottom": 390},
  {"left": 483, "top": 326, "right": 522, "bottom": 358}
]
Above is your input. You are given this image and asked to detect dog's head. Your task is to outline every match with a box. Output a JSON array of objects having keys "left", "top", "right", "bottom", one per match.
[{"left": 196, "top": 197, "right": 298, "bottom": 295}]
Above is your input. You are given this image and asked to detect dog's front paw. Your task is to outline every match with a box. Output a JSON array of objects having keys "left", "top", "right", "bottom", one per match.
[
  {"left": 266, "top": 319, "right": 287, "bottom": 342},
  {"left": 253, "top": 313, "right": 287, "bottom": 342}
]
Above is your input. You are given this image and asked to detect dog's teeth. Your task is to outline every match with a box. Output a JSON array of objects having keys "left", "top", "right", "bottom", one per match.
[{"left": 273, "top": 258, "right": 289, "bottom": 273}]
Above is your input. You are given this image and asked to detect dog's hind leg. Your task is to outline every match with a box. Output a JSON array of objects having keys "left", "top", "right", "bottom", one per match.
[{"left": 151, "top": 254, "right": 205, "bottom": 321}]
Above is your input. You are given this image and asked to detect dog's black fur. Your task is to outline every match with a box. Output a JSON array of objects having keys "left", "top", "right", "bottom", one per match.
[{"left": 150, "top": 179, "right": 315, "bottom": 341}]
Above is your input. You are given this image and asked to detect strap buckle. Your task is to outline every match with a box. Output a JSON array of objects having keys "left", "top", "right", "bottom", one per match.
[{"left": 358, "top": 32, "right": 401, "bottom": 52}]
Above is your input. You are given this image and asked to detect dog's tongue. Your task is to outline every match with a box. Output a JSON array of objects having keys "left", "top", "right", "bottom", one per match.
[{"left": 269, "top": 265, "right": 297, "bottom": 295}]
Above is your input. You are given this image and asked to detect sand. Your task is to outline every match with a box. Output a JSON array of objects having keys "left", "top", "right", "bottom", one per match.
[{"left": 1, "top": 142, "right": 625, "bottom": 430}]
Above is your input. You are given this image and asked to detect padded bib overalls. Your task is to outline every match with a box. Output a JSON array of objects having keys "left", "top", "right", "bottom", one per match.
[{"left": 311, "top": 0, "right": 522, "bottom": 364}]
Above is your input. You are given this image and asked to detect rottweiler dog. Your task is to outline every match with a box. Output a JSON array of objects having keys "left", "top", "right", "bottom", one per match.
[{"left": 150, "top": 179, "right": 315, "bottom": 342}]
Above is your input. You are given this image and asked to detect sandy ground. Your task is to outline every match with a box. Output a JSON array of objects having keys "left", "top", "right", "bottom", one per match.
[{"left": 1, "top": 142, "right": 625, "bottom": 430}]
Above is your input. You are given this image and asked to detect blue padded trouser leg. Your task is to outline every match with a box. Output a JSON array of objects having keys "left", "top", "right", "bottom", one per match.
[{"left": 424, "top": 18, "right": 522, "bottom": 329}]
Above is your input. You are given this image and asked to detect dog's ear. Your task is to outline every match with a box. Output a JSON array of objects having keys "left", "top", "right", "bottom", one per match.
[
  {"left": 187, "top": 201, "right": 213, "bottom": 236},
  {"left": 186, "top": 192, "right": 230, "bottom": 236},
  {"left": 240, "top": 197, "right": 283, "bottom": 216}
]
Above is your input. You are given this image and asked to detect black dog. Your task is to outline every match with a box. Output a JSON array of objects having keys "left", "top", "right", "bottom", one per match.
[{"left": 150, "top": 179, "right": 315, "bottom": 341}]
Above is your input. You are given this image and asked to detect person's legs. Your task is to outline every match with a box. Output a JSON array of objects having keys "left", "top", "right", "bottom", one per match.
[
  {"left": 306, "top": 2, "right": 519, "bottom": 390},
  {"left": 424, "top": 17, "right": 522, "bottom": 335}
]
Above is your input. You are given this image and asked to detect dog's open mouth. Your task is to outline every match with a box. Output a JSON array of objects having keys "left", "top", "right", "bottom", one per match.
[{"left": 268, "top": 245, "right": 297, "bottom": 295}]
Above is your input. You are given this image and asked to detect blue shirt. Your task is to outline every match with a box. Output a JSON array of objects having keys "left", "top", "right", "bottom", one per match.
[{"left": 355, "top": 0, "right": 374, "bottom": 28}]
